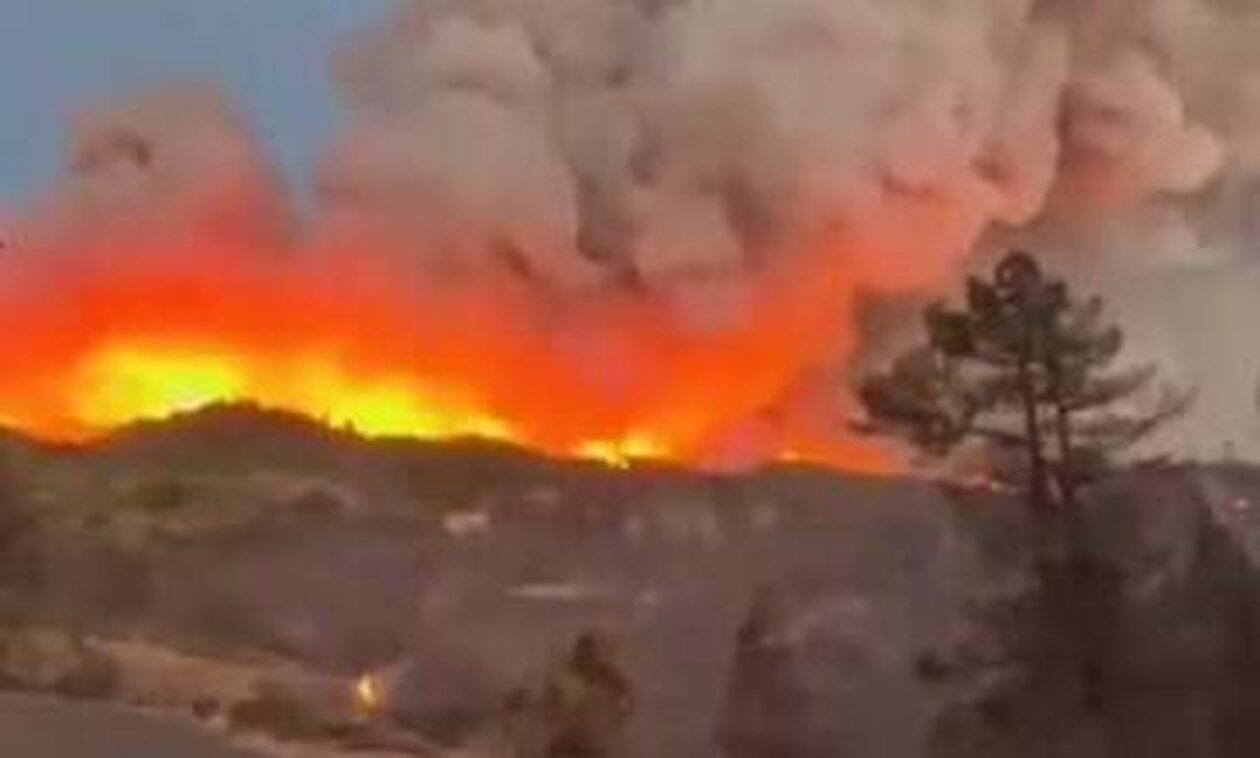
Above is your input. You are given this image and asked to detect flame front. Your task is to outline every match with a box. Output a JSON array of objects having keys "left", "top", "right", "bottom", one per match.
[
  {"left": 73, "top": 343, "right": 517, "bottom": 442},
  {"left": 0, "top": 247, "right": 891, "bottom": 472}
]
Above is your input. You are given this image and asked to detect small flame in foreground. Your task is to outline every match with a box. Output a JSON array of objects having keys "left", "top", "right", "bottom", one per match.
[{"left": 354, "top": 673, "right": 385, "bottom": 717}]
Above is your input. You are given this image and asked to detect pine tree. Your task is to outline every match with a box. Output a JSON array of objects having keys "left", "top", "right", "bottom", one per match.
[
  {"left": 860, "top": 251, "right": 1191, "bottom": 727},
  {"left": 858, "top": 250, "right": 1191, "bottom": 517}
]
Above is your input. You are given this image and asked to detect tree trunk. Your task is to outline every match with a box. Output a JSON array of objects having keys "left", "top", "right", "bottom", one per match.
[
  {"left": 1047, "top": 354, "right": 1077, "bottom": 516},
  {"left": 1016, "top": 347, "right": 1050, "bottom": 520}
]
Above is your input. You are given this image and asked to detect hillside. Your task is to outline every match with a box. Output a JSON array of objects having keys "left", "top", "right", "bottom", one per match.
[{"left": 0, "top": 405, "right": 1257, "bottom": 757}]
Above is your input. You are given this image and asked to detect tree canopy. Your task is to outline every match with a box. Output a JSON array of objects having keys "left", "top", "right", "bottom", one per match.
[{"left": 858, "top": 251, "right": 1190, "bottom": 510}]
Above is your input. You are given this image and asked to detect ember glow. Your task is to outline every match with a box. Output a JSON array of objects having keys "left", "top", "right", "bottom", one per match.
[
  {"left": 0, "top": 246, "right": 891, "bottom": 472},
  {"left": 353, "top": 672, "right": 386, "bottom": 717}
]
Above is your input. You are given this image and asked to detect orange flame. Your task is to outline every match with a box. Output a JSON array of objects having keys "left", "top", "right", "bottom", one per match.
[
  {"left": 0, "top": 242, "right": 891, "bottom": 473},
  {"left": 353, "top": 672, "right": 386, "bottom": 717}
]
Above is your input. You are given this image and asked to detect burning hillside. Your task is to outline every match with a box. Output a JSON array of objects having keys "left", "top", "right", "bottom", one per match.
[
  {"left": 0, "top": 243, "right": 899, "bottom": 470},
  {"left": 3, "top": 0, "right": 1255, "bottom": 468}
]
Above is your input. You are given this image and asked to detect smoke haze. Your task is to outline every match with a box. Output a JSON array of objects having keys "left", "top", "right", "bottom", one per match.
[{"left": 6, "top": 0, "right": 1260, "bottom": 463}]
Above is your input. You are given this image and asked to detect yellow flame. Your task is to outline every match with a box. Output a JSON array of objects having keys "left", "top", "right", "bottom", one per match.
[
  {"left": 70, "top": 342, "right": 516, "bottom": 442},
  {"left": 354, "top": 673, "right": 385, "bottom": 716},
  {"left": 61, "top": 343, "right": 701, "bottom": 471},
  {"left": 74, "top": 346, "right": 247, "bottom": 427},
  {"left": 575, "top": 434, "right": 669, "bottom": 469}
]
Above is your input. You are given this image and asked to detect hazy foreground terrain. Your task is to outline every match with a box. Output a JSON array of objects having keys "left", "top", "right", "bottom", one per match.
[
  {"left": 1, "top": 405, "right": 1259, "bottom": 757},
  {"left": 0, "top": 693, "right": 255, "bottom": 757}
]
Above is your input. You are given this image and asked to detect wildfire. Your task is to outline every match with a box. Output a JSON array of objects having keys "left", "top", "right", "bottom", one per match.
[
  {"left": 0, "top": 247, "right": 891, "bottom": 473},
  {"left": 72, "top": 343, "right": 515, "bottom": 442}
]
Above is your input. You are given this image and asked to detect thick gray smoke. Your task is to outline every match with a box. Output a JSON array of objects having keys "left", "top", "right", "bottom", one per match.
[
  {"left": 317, "top": 0, "right": 1070, "bottom": 314},
  {"left": 18, "top": 87, "right": 291, "bottom": 258},
  {"left": 12, "top": 0, "right": 1260, "bottom": 458},
  {"left": 1004, "top": 0, "right": 1260, "bottom": 457}
]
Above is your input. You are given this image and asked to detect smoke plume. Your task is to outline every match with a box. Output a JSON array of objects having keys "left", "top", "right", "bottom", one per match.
[{"left": 6, "top": 0, "right": 1260, "bottom": 464}]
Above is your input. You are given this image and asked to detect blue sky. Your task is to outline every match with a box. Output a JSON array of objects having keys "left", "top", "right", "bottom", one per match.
[{"left": 0, "top": 0, "right": 397, "bottom": 205}]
